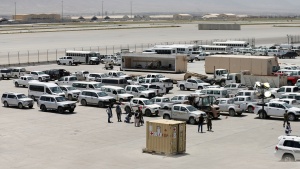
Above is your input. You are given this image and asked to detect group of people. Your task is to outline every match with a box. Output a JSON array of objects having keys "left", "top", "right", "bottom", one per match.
[
  {"left": 198, "top": 113, "right": 213, "bottom": 133},
  {"left": 106, "top": 104, "right": 144, "bottom": 127}
]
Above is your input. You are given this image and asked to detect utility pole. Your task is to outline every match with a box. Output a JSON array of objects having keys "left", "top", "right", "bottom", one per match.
[
  {"left": 130, "top": 1, "right": 132, "bottom": 19},
  {"left": 102, "top": 1, "right": 104, "bottom": 19},
  {"left": 61, "top": 0, "right": 64, "bottom": 22},
  {"left": 14, "top": 2, "right": 16, "bottom": 20}
]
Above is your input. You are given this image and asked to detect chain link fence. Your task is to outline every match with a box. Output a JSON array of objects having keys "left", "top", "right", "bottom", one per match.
[{"left": 0, "top": 38, "right": 256, "bottom": 67}]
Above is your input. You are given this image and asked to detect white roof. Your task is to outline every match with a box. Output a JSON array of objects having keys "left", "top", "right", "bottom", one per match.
[{"left": 101, "top": 85, "right": 123, "bottom": 89}]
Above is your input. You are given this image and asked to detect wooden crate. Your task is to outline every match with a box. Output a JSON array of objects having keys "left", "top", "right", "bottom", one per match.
[{"left": 144, "top": 119, "right": 186, "bottom": 155}]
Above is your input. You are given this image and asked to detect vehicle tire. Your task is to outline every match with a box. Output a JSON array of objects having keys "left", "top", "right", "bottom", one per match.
[
  {"left": 29, "top": 105, "right": 33, "bottom": 109},
  {"left": 3, "top": 101, "right": 9, "bottom": 107},
  {"left": 163, "top": 114, "right": 171, "bottom": 119},
  {"left": 220, "top": 81, "right": 226, "bottom": 87},
  {"left": 125, "top": 106, "right": 131, "bottom": 114},
  {"left": 18, "top": 103, "right": 23, "bottom": 109},
  {"left": 180, "top": 85, "right": 185, "bottom": 91},
  {"left": 190, "top": 59, "right": 194, "bottom": 62},
  {"left": 30, "top": 95, "right": 35, "bottom": 101},
  {"left": 69, "top": 61, "right": 72, "bottom": 66},
  {"left": 229, "top": 109, "right": 236, "bottom": 116},
  {"left": 247, "top": 106, "right": 254, "bottom": 113},
  {"left": 15, "top": 82, "right": 19, "bottom": 87},
  {"left": 68, "top": 95, "right": 73, "bottom": 101},
  {"left": 140, "top": 95, "right": 145, "bottom": 98},
  {"left": 259, "top": 111, "right": 266, "bottom": 119},
  {"left": 40, "top": 105, "right": 47, "bottom": 112},
  {"left": 198, "top": 86, "right": 203, "bottom": 90},
  {"left": 75, "top": 63, "right": 78, "bottom": 66},
  {"left": 69, "top": 108, "right": 74, "bottom": 113},
  {"left": 288, "top": 113, "right": 296, "bottom": 121},
  {"left": 187, "top": 88, "right": 190, "bottom": 91},
  {"left": 282, "top": 154, "right": 295, "bottom": 162},
  {"left": 163, "top": 106, "right": 169, "bottom": 110},
  {"left": 145, "top": 109, "right": 152, "bottom": 117},
  {"left": 57, "top": 107, "right": 64, "bottom": 113},
  {"left": 57, "top": 61, "right": 61, "bottom": 65},
  {"left": 89, "top": 61, "right": 93, "bottom": 65},
  {"left": 38, "top": 77, "right": 42, "bottom": 82},
  {"left": 98, "top": 101, "right": 104, "bottom": 108},
  {"left": 1, "top": 75, "right": 4, "bottom": 80},
  {"left": 188, "top": 117, "right": 196, "bottom": 125},
  {"left": 81, "top": 99, "right": 87, "bottom": 106},
  {"left": 22, "top": 85, "right": 26, "bottom": 87},
  {"left": 119, "top": 98, "right": 124, "bottom": 103}
]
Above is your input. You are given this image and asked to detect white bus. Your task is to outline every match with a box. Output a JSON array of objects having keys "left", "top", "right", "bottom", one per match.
[
  {"left": 213, "top": 41, "right": 249, "bottom": 48},
  {"left": 154, "top": 44, "right": 198, "bottom": 54},
  {"left": 199, "top": 45, "right": 231, "bottom": 54},
  {"left": 65, "top": 51, "right": 100, "bottom": 65}
]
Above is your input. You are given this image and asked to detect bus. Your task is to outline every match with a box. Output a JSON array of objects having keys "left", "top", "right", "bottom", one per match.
[
  {"left": 199, "top": 45, "right": 231, "bottom": 54},
  {"left": 213, "top": 41, "right": 249, "bottom": 48},
  {"left": 65, "top": 51, "right": 100, "bottom": 65},
  {"left": 154, "top": 44, "right": 198, "bottom": 54}
]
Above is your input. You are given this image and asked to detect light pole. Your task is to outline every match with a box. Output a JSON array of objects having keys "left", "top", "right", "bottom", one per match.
[
  {"left": 61, "top": 0, "right": 64, "bottom": 22},
  {"left": 102, "top": 1, "right": 104, "bottom": 19},
  {"left": 14, "top": 2, "right": 16, "bottom": 20}
]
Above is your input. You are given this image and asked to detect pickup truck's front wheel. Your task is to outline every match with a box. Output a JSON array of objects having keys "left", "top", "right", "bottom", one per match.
[
  {"left": 145, "top": 109, "right": 152, "bottom": 117},
  {"left": 180, "top": 85, "right": 185, "bottom": 90},
  {"left": 69, "top": 61, "right": 72, "bottom": 66},
  {"left": 163, "top": 114, "right": 170, "bottom": 119},
  {"left": 57, "top": 107, "right": 65, "bottom": 114},
  {"left": 15, "top": 82, "right": 19, "bottom": 87},
  {"left": 57, "top": 61, "right": 61, "bottom": 65},
  {"left": 288, "top": 113, "right": 296, "bottom": 121},
  {"left": 98, "top": 101, "right": 105, "bottom": 108},
  {"left": 189, "top": 117, "right": 196, "bottom": 125},
  {"left": 229, "top": 109, "right": 236, "bottom": 116},
  {"left": 247, "top": 106, "right": 254, "bottom": 113}
]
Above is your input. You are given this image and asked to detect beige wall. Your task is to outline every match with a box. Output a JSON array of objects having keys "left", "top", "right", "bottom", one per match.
[{"left": 13, "top": 14, "right": 60, "bottom": 22}]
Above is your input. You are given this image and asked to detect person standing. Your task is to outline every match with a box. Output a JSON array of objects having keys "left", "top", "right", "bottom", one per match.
[
  {"left": 207, "top": 114, "right": 212, "bottom": 132},
  {"left": 283, "top": 111, "right": 288, "bottom": 127},
  {"left": 106, "top": 106, "right": 113, "bottom": 123},
  {"left": 134, "top": 109, "right": 140, "bottom": 127},
  {"left": 285, "top": 122, "right": 292, "bottom": 136},
  {"left": 139, "top": 106, "right": 144, "bottom": 126},
  {"left": 116, "top": 104, "right": 122, "bottom": 122},
  {"left": 198, "top": 114, "right": 204, "bottom": 133}
]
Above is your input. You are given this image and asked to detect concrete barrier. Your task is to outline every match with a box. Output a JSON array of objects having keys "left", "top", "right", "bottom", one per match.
[{"left": 198, "top": 24, "right": 241, "bottom": 30}]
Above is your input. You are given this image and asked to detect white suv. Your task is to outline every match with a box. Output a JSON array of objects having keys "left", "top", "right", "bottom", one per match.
[
  {"left": 37, "top": 95, "right": 76, "bottom": 113},
  {"left": 78, "top": 90, "right": 116, "bottom": 108},
  {"left": 274, "top": 135, "right": 300, "bottom": 162},
  {"left": 1, "top": 92, "right": 34, "bottom": 109}
]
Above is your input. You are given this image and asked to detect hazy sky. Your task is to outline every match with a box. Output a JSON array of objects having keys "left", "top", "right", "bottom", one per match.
[{"left": 0, "top": 0, "right": 299, "bottom": 16}]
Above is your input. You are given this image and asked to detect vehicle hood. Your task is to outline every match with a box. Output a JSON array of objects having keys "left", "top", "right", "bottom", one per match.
[
  {"left": 118, "top": 94, "right": 134, "bottom": 97},
  {"left": 69, "top": 90, "right": 81, "bottom": 93},
  {"left": 199, "top": 83, "right": 210, "bottom": 86},
  {"left": 102, "top": 96, "right": 115, "bottom": 100},
  {"left": 288, "top": 107, "right": 300, "bottom": 111},
  {"left": 19, "top": 98, "right": 33, "bottom": 102},
  {"left": 144, "top": 104, "right": 161, "bottom": 109},
  {"left": 141, "top": 90, "right": 155, "bottom": 94},
  {"left": 58, "top": 101, "right": 77, "bottom": 104},
  {"left": 40, "top": 74, "right": 49, "bottom": 77},
  {"left": 191, "top": 110, "right": 206, "bottom": 116}
]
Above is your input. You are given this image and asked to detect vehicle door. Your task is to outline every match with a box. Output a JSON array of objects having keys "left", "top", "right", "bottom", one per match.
[
  {"left": 82, "top": 91, "right": 92, "bottom": 104},
  {"left": 179, "top": 106, "right": 189, "bottom": 120},
  {"left": 90, "top": 92, "right": 99, "bottom": 105},
  {"left": 48, "top": 97, "right": 58, "bottom": 109},
  {"left": 266, "top": 103, "right": 279, "bottom": 116},
  {"left": 189, "top": 79, "right": 197, "bottom": 89},
  {"left": 292, "top": 141, "right": 300, "bottom": 160},
  {"left": 31, "top": 72, "right": 38, "bottom": 79},
  {"left": 171, "top": 96, "right": 178, "bottom": 103},
  {"left": 130, "top": 99, "right": 139, "bottom": 112},
  {"left": 218, "top": 99, "right": 227, "bottom": 112},
  {"left": 7, "top": 94, "right": 18, "bottom": 106},
  {"left": 171, "top": 105, "right": 181, "bottom": 119},
  {"left": 125, "top": 86, "right": 134, "bottom": 96},
  {"left": 274, "top": 103, "right": 286, "bottom": 117},
  {"left": 186, "top": 79, "right": 193, "bottom": 89},
  {"left": 60, "top": 87, "right": 68, "bottom": 96},
  {"left": 238, "top": 97, "right": 246, "bottom": 110},
  {"left": 131, "top": 87, "right": 139, "bottom": 97},
  {"left": 177, "top": 96, "right": 185, "bottom": 103},
  {"left": 277, "top": 87, "right": 286, "bottom": 97},
  {"left": 154, "top": 98, "right": 162, "bottom": 106}
]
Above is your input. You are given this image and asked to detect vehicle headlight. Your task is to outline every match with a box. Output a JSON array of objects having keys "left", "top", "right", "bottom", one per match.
[{"left": 63, "top": 104, "right": 69, "bottom": 107}]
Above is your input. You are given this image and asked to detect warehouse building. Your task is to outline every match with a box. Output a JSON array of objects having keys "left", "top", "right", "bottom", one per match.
[{"left": 12, "top": 14, "right": 60, "bottom": 23}]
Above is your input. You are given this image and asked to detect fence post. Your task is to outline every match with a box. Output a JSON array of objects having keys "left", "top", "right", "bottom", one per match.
[
  {"left": 38, "top": 50, "right": 40, "bottom": 63},
  {"left": 47, "top": 50, "right": 49, "bottom": 62},
  {"left": 28, "top": 51, "right": 29, "bottom": 64},
  {"left": 18, "top": 52, "right": 20, "bottom": 65},
  {"left": 56, "top": 50, "right": 57, "bottom": 60},
  {"left": 113, "top": 46, "right": 114, "bottom": 54},
  {"left": 106, "top": 46, "right": 107, "bottom": 55},
  {"left": 98, "top": 46, "right": 99, "bottom": 52}
]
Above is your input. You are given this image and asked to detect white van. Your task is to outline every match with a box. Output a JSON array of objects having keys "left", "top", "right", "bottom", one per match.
[
  {"left": 9, "top": 67, "right": 26, "bottom": 78},
  {"left": 72, "top": 81, "right": 103, "bottom": 91},
  {"left": 28, "top": 82, "right": 65, "bottom": 100},
  {"left": 199, "top": 88, "right": 228, "bottom": 99}
]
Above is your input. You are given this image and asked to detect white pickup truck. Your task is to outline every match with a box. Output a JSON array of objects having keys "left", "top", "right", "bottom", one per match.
[
  {"left": 177, "top": 78, "right": 210, "bottom": 91},
  {"left": 55, "top": 76, "right": 78, "bottom": 86},
  {"left": 13, "top": 75, "right": 36, "bottom": 87},
  {"left": 159, "top": 104, "right": 206, "bottom": 125},
  {"left": 233, "top": 96, "right": 258, "bottom": 113},
  {"left": 57, "top": 56, "right": 80, "bottom": 66},
  {"left": 29, "top": 71, "right": 50, "bottom": 82},
  {"left": 124, "top": 85, "right": 156, "bottom": 99},
  {"left": 145, "top": 74, "right": 173, "bottom": 93},
  {"left": 254, "top": 101, "right": 300, "bottom": 121},
  {"left": 215, "top": 98, "right": 243, "bottom": 116},
  {"left": 150, "top": 97, "right": 177, "bottom": 109},
  {"left": 121, "top": 98, "right": 160, "bottom": 117}
]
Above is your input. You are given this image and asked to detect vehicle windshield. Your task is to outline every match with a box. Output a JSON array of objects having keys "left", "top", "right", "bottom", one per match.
[
  {"left": 156, "top": 74, "right": 164, "bottom": 78},
  {"left": 93, "top": 83, "right": 103, "bottom": 89},
  {"left": 283, "top": 102, "right": 292, "bottom": 109},
  {"left": 66, "top": 87, "right": 77, "bottom": 91},
  {"left": 17, "top": 94, "right": 27, "bottom": 99},
  {"left": 137, "top": 86, "right": 146, "bottom": 91},
  {"left": 116, "top": 72, "right": 126, "bottom": 76},
  {"left": 69, "top": 77, "right": 77, "bottom": 81},
  {"left": 50, "top": 87, "right": 63, "bottom": 93},
  {"left": 37, "top": 71, "right": 46, "bottom": 75},
  {"left": 83, "top": 71, "right": 89, "bottom": 74},
  {"left": 101, "top": 73, "right": 109, "bottom": 78},
  {"left": 97, "top": 92, "right": 108, "bottom": 97},
  {"left": 144, "top": 100, "right": 154, "bottom": 105},
  {"left": 117, "top": 89, "right": 126, "bottom": 94},
  {"left": 186, "top": 105, "right": 198, "bottom": 112},
  {"left": 56, "top": 97, "right": 66, "bottom": 102},
  {"left": 202, "top": 97, "right": 211, "bottom": 106},
  {"left": 162, "top": 98, "right": 170, "bottom": 102},
  {"left": 195, "top": 79, "right": 205, "bottom": 83},
  {"left": 219, "top": 70, "right": 228, "bottom": 75}
]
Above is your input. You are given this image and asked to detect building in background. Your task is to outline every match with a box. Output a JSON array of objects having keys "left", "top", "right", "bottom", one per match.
[
  {"left": 173, "top": 14, "right": 193, "bottom": 20},
  {"left": 12, "top": 14, "right": 60, "bottom": 23}
]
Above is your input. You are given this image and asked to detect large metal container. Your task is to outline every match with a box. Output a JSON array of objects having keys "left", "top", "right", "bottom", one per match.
[{"left": 144, "top": 119, "right": 186, "bottom": 155}]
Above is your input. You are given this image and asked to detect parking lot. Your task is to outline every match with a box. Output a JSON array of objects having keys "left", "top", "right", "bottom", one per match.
[{"left": 1, "top": 58, "right": 300, "bottom": 169}]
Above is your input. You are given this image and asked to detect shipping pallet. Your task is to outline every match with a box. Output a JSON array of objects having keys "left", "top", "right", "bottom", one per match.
[{"left": 142, "top": 148, "right": 185, "bottom": 156}]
